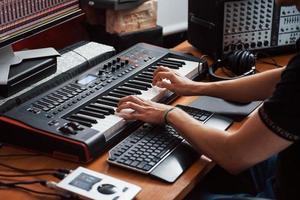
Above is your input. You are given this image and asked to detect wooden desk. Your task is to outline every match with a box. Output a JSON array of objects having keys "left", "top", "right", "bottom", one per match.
[{"left": 0, "top": 41, "right": 294, "bottom": 200}]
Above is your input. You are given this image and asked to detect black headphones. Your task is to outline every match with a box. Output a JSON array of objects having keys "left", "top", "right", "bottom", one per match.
[{"left": 208, "top": 50, "right": 256, "bottom": 81}]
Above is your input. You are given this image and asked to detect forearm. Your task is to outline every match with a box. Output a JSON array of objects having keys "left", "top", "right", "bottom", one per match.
[
  {"left": 167, "top": 108, "right": 239, "bottom": 172},
  {"left": 166, "top": 107, "right": 291, "bottom": 174},
  {"left": 191, "top": 67, "right": 285, "bottom": 102}
]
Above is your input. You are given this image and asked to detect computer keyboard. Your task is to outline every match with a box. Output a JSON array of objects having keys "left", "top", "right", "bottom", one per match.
[{"left": 107, "top": 105, "right": 214, "bottom": 174}]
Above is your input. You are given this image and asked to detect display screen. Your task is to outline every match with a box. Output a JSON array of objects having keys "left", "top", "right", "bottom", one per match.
[
  {"left": 77, "top": 75, "right": 97, "bottom": 85},
  {"left": 69, "top": 172, "right": 101, "bottom": 191}
]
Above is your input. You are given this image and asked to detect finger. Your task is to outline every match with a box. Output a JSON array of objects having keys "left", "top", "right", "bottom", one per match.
[
  {"left": 117, "top": 101, "right": 145, "bottom": 113},
  {"left": 152, "top": 71, "right": 176, "bottom": 85},
  {"left": 118, "top": 95, "right": 145, "bottom": 107},
  {"left": 155, "top": 80, "right": 173, "bottom": 90},
  {"left": 153, "top": 66, "right": 170, "bottom": 76},
  {"left": 118, "top": 112, "right": 144, "bottom": 121}
]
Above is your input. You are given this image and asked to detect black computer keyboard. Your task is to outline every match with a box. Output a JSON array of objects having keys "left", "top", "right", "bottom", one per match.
[{"left": 107, "top": 105, "right": 213, "bottom": 174}]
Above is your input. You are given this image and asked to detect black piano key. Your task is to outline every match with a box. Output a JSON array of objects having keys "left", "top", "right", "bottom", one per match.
[
  {"left": 67, "top": 117, "right": 92, "bottom": 127},
  {"left": 102, "top": 96, "right": 121, "bottom": 103},
  {"left": 113, "top": 89, "right": 135, "bottom": 96},
  {"left": 79, "top": 110, "right": 105, "bottom": 119},
  {"left": 71, "top": 114, "right": 98, "bottom": 124},
  {"left": 134, "top": 76, "right": 152, "bottom": 83},
  {"left": 142, "top": 71, "right": 153, "bottom": 77},
  {"left": 128, "top": 80, "right": 152, "bottom": 88},
  {"left": 123, "top": 83, "right": 148, "bottom": 91},
  {"left": 109, "top": 92, "right": 127, "bottom": 98},
  {"left": 138, "top": 74, "right": 153, "bottom": 80},
  {"left": 147, "top": 68, "right": 156, "bottom": 73},
  {"left": 118, "top": 86, "right": 142, "bottom": 95},
  {"left": 157, "top": 62, "right": 180, "bottom": 69},
  {"left": 85, "top": 106, "right": 110, "bottom": 115},
  {"left": 162, "top": 58, "right": 185, "bottom": 65},
  {"left": 89, "top": 103, "right": 115, "bottom": 114},
  {"left": 159, "top": 59, "right": 184, "bottom": 67},
  {"left": 97, "top": 99, "right": 118, "bottom": 107}
]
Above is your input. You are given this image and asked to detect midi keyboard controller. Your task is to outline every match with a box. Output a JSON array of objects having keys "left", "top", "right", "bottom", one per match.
[{"left": 0, "top": 43, "right": 204, "bottom": 162}]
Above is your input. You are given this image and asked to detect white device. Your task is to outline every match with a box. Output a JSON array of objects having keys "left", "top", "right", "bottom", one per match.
[{"left": 56, "top": 167, "right": 141, "bottom": 200}]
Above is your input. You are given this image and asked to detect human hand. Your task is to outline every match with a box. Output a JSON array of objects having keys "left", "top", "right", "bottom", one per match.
[
  {"left": 152, "top": 66, "right": 199, "bottom": 96},
  {"left": 116, "top": 95, "right": 174, "bottom": 124}
]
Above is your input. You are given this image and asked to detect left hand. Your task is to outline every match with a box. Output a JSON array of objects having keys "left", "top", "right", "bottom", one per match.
[{"left": 116, "top": 95, "right": 174, "bottom": 124}]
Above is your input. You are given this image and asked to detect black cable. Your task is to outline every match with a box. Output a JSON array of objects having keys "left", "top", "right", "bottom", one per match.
[
  {"left": 0, "top": 179, "right": 46, "bottom": 187},
  {"left": 0, "top": 172, "right": 56, "bottom": 177},
  {"left": 0, "top": 161, "right": 71, "bottom": 174},
  {"left": 0, "top": 179, "right": 73, "bottom": 199}
]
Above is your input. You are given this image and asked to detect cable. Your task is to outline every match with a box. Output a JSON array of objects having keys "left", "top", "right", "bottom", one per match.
[
  {"left": 1, "top": 184, "right": 74, "bottom": 199},
  {"left": 0, "top": 161, "right": 71, "bottom": 174},
  {"left": 0, "top": 179, "right": 79, "bottom": 199},
  {"left": 0, "top": 172, "right": 64, "bottom": 178}
]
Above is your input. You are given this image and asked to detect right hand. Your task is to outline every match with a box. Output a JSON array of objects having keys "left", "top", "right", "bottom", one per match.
[{"left": 152, "top": 66, "right": 200, "bottom": 96}]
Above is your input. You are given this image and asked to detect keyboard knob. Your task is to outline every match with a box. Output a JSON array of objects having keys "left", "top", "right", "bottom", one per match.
[
  {"left": 67, "top": 122, "right": 84, "bottom": 131},
  {"left": 59, "top": 125, "right": 77, "bottom": 135}
]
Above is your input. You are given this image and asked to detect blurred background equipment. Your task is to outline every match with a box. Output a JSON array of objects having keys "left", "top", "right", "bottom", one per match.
[{"left": 188, "top": 0, "right": 300, "bottom": 58}]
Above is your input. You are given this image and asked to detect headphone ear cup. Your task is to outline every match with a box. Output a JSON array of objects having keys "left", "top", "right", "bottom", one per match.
[
  {"left": 208, "top": 50, "right": 256, "bottom": 81},
  {"left": 226, "top": 50, "right": 242, "bottom": 75}
]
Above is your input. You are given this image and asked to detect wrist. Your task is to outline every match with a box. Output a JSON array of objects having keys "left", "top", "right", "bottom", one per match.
[
  {"left": 163, "top": 107, "right": 177, "bottom": 125},
  {"left": 164, "top": 107, "right": 183, "bottom": 126}
]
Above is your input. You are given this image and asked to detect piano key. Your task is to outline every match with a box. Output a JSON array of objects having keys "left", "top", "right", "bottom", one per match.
[
  {"left": 78, "top": 110, "right": 105, "bottom": 119},
  {"left": 169, "top": 58, "right": 199, "bottom": 79},
  {"left": 123, "top": 83, "right": 148, "bottom": 91},
  {"left": 159, "top": 59, "right": 183, "bottom": 67},
  {"left": 113, "top": 89, "right": 135, "bottom": 96},
  {"left": 91, "top": 114, "right": 126, "bottom": 141},
  {"left": 97, "top": 99, "right": 118, "bottom": 107},
  {"left": 89, "top": 103, "right": 115, "bottom": 114},
  {"left": 157, "top": 62, "right": 180, "bottom": 69},
  {"left": 102, "top": 96, "right": 121, "bottom": 103},
  {"left": 85, "top": 106, "right": 110, "bottom": 115},
  {"left": 71, "top": 113, "right": 98, "bottom": 124},
  {"left": 128, "top": 80, "right": 152, "bottom": 88},
  {"left": 147, "top": 68, "right": 156, "bottom": 73},
  {"left": 118, "top": 86, "right": 142, "bottom": 95},
  {"left": 134, "top": 76, "right": 152, "bottom": 83},
  {"left": 163, "top": 57, "right": 186, "bottom": 65},
  {"left": 109, "top": 92, "right": 127, "bottom": 98},
  {"left": 142, "top": 71, "right": 153, "bottom": 77},
  {"left": 67, "top": 117, "right": 92, "bottom": 127}
]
